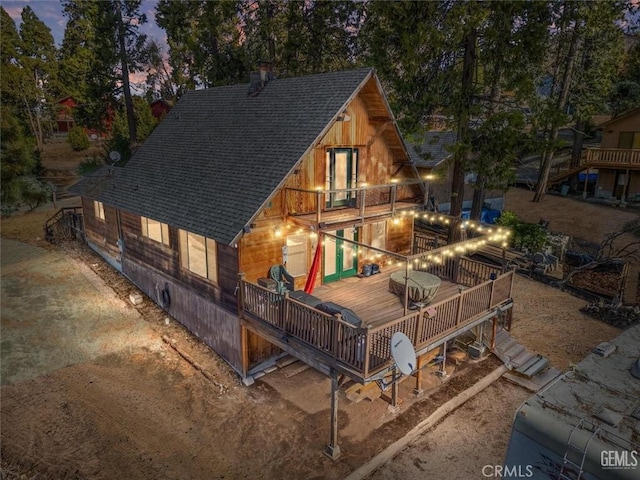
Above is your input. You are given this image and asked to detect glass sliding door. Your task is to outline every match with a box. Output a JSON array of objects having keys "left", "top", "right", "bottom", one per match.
[
  {"left": 323, "top": 229, "right": 358, "bottom": 283},
  {"left": 325, "top": 148, "right": 358, "bottom": 208}
]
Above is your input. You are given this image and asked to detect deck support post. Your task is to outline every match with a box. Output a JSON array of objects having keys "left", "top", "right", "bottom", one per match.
[
  {"left": 582, "top": 168, "right": 589, "bottom": 199},
  {"left": 437, "top": 343, "right": 448, "bottom": 378},
  {"left": 414, "top": 354, "right": 424, "bottom": 396},
  {"left": 477, "top": 322, "right": 485, "bottom": 350},
  {"left": 388, "top": 367, "right": 401, "bottom": 414},
  {"left": 237, "top": 272, "right": 252, "bottom": 384},
  {"left": 491, "top": 317, "right": 498, "bottom": 350},
  {"left": 324, "top": 369, "right": 341, "bottom": 461},
  {"left": 622, "top": 168, "right": 630, "bottom": 203}
]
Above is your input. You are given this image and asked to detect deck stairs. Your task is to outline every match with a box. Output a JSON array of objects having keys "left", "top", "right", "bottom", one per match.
[
  {"left": 549, "top": 162, "right": 589, "bottom": 185},
  {"left": 489, "top": 327, "right": 561, "bottom": 392}
]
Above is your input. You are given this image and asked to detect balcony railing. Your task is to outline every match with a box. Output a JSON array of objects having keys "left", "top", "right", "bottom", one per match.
[
  {"left": 284, "top": 180, "right": 424, "bottom": 225},
  {"left": 584, "top": 148, "right": 640, "bottom": 166},
  {"left": 239, "top": 267, "right": 514, "bottom": 382}
]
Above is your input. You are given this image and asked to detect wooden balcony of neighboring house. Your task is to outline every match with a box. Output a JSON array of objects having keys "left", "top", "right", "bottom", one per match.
[
  {"left": 238, "top": 231, "right": 515, "bottom": 385},
  {"left": 284, "top": 180, "right": 425, "bottom": 230},
  {"left": 550, "top": 147, "right": 640, "bottom": 185}
]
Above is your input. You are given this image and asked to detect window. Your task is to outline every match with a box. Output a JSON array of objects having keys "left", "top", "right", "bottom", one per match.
[
  {"left": 618, "top": 132, "right": 640, "bottom": 149},
  {"left": 179, "top": 229, "right": 217, "bottom": 282},
  {"left": 286, "top": 234, "right": 308, "bottom": 276},
  {"left": 94, "top": 201, "right": 105, "bottom": 221},
  {"left": 371, "top": 221, "right": 386, "bottom": 251},
  {"left": 141, "top": 216, "right": 169, "bottom": 246}
]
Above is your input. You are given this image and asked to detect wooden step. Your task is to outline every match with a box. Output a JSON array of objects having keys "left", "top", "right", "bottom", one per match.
[
  {"left": 503, "top": 343, "right": 526, "bottom": 360},
  {"left": 504, "top": 367, "right": 561, "bottom": 392},
  {"left": 516, "top": 355, "right": 549, "bottom": 378},
  {"left": 510, "top": 349, "right": 535, "bottom": 369},
  {"left": 516, "top": 354, "right": 545, "bottom": 374},
  {"left": 519, "top": 357, "right": 550, "bottom": 378}
]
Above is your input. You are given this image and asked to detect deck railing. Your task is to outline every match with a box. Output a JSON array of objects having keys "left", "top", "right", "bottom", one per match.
[
  {"left": 284, "top": 180, "right": 423, "bottom": 224},
  {"left": 240, "top": 268, "right": 514, "bottom": 380},
  {"left": 44, "top": 206, "right": 84, "bottom": 244},
  {"left": 585, "top": 147, "right": 640, "bottom": 166},
  {"left": 411, "top": 254, "right": 502, "bottom": 286},
  {"left": 551, "top": 147, "right": 640, "bottom": 184}
]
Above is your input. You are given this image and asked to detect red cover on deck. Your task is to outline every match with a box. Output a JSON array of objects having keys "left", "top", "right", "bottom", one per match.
[{"left": 304, "top": 240, "right": 322, "bottom": 293}]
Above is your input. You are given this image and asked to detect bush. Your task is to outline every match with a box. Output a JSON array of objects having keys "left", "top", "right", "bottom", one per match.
[
  {"left": 78, "top": 155, "right": 105, "bottom": 176},
  {"left": 68, "top": 126, "right": 90, "bottom": 151},
  {"left": 16, "top": 176, "right": 55, "bottom": 211},
  {"left": 496, "top": 211, "right": 548, "bottom": 253}
]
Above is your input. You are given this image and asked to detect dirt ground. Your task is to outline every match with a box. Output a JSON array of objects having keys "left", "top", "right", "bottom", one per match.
[
  {"left": 0, "top": 184, "right": 634, "bottom": 479},
  {"left": 504, "top": 188, "right": 638, "bottom": 246}
]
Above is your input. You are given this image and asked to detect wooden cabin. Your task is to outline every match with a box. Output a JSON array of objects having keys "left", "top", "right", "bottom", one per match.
[
  {"left": 70, "top": 68, "right": 515, "bottom": 458},
  {"left": 550, "top": 107, "right": 640, "bottom": 202}
]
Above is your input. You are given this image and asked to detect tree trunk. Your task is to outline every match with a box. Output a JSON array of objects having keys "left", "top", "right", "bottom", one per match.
[
  {"left": 533, "top": 18, "right": 582, "bottom": 203},
  {"left": 23, "top": 96, "right": 43, "bottom": 152},
  {"left": 571, "top": 118, "right": 585, "bottom": 167},
  {"left": 450, "top": 29, "right": 476, "bottom": 221},
  {"left": 470, "top": 178, "right": 486, "bottom": 221},
  {"left": 115, "top": 0, "right": 137, "bottom": 147}
]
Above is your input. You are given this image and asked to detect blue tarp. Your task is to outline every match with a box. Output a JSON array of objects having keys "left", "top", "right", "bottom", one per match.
[
  {"left": 578, "top": 172, "right": 598, "bottom": 182},
  {"left": 461, "top": 208, "right": 501, "bottom": 224}
]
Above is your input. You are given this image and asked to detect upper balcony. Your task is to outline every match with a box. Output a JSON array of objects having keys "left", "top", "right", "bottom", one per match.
[
  {"left": 550, "top": 147, "right": 640, "bottom": 185},
  {"left": 584, "top": 147, "right": 640, "bottom": 168},
  {"left": 284, "top": 180, "right": 425, "bottom": 230}
]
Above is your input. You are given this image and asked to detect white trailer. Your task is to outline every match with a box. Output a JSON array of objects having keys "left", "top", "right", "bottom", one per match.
[{"left": 503, "top": 323, "right": 640, "bottom": 480}]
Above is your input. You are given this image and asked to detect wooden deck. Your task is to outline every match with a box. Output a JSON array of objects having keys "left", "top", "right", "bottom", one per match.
[
  {"left": 311, "top": 265, "right": 462, "bottom": 327},
  {"left": 239, "top": 256, "right": 514, "bottom": 382}
]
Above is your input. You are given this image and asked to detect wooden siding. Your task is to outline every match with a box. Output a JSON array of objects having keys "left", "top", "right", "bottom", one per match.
[
  {"left": 386, "top": 216, "right": 412, "bottom": 255},
  {"left": 600, "top": 112, "right": 640, "bottom": 149},
  {"left": 281, "top": 93, "right": 420, "bottom": 218},
  {"left": 119, "top": 209, "right": 239, "bottom": 309},
  {"left": 82, "top": 197, "right": 120, "bottom": 263},
  {"left": 123, "top": 258, "right": 243, "bottom": 373},
  {"left": 81, "top": 201, "right": 247, "bottom": 373},
  {"left": 239, "top": 217, "right": 288, "bottom": 283}
]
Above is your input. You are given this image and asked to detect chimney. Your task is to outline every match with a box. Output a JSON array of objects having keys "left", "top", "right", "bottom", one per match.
[{"left": 248, "top": 61, "right": 276, "bottom": 96}]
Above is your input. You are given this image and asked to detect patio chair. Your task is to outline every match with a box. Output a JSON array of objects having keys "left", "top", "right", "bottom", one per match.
[{"left": 269, "top": 264, "right": 294, "bottom": 294}]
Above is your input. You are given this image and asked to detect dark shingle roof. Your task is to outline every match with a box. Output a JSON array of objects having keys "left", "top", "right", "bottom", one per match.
[
  {"left": 405, "top": 131, "right": 457, "bottom": 168},
  {"left": 71, "top": 68, "right": 374, "bottom": 245}
]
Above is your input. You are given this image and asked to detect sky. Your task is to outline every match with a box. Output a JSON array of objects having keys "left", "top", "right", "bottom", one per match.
[{"left": 2, "top": 0, "right": 166, "bottom": 48}]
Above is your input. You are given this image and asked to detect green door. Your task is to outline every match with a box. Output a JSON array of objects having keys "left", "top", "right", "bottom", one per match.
[
  {"left": 323, "top": 229, "right": 358, "bottom": 283},
  {"left": 325, "top": 148, "right": 357, "bottom": 208}
]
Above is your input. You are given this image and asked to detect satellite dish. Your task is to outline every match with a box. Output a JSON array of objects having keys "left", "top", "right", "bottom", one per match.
[
  {"left": 109, "top": 151, "right": 121, "bottom": 164},
  {"left": 391, "top": 332, "right": 416, "bottom": 376}
]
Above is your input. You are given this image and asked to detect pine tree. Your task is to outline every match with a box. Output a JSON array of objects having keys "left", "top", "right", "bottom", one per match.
[
  {"left": 532, "top": 0, "right": 627, "bottom": 202},
  {"left": 17, "top": 6, "right": 58, "bottom": 151}
]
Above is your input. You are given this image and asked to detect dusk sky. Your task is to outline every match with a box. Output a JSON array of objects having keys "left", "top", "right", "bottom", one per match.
[{"left": 2, "top": 0, "right": 166, "bottom": 48}]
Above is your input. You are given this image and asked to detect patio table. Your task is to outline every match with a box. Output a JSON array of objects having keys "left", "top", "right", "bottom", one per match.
[{"left": 389, "top": 270, "right": 441, "bottom": 306}]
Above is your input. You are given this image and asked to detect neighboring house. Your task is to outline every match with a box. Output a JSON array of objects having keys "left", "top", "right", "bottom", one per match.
[
  {"left": 55, "top": 96, "right": 76, "bottom": 133},
  {"left": 69, "top": 68, "right": 515, "bottom": 457},
  {"left": 150, "top": 99, "right": 172, "bottom": 120},
  {"left": 406, "top": 131, "right": 504, "bottom": 216},
  {"left": 53, "top": 95, "right": 113, "bottom": 138},
  {"left": 551, "top": 107, "right": 640, "bottom": 202}
]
